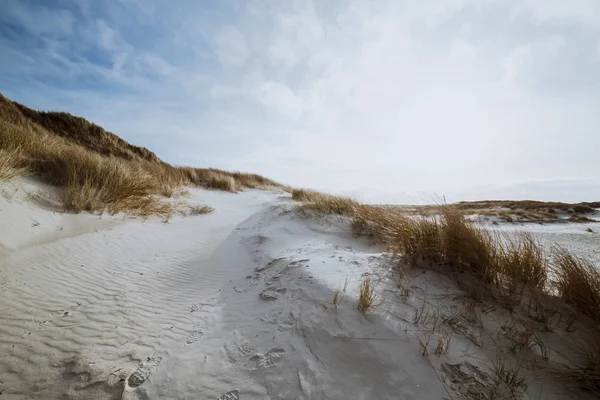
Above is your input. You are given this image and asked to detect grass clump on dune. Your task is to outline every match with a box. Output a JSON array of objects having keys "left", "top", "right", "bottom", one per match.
[
  {"left": 0, "top": 148, "right": 28, "bottom": 181},
  {"left": 188, "top": 205, "right": 215, "bottom": 216},
  {"left": 499, "top": 232, "right": 548, "bottom": 293},
  {"left": 357, "top": 277, "right": 377, "bottom": 314},
  {"left": 438, "top": 206, "right": 500, "bottom": 283},
  {"left": 292, "top": 189, "right": 359, "bottom": 217},
  {"left": 553, "top": 247, "right": 600, "bottom": 319}
]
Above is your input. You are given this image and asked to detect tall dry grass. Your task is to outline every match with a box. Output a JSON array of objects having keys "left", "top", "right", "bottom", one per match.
[
  {"left": 292, "top": 189, "right": 359, "bottom": 217},
  {"left": 553, "top": 247, "right": 600, "bottom": 319},
  {"left": 0, "top": 148, "right": 27, "bottom": 181},
  {"left": 294, "top": 191, "right": 598, "bottom": 319},
  {"left": 0, "top": 93, "right": 284, "bottom": 215},
  {"left": 357, "top": 277, "right": 377, "bottom": 313},
  {"left": 499, "top": 233, "right": 548, "bottom": 293},
  {"left": 438, "top": 206, "right": 500, "bottom": 283}
]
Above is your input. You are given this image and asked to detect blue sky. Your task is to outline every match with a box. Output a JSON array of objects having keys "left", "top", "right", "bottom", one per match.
[{"left": 1, "top": 0, "right": 599, "bottom": 203}]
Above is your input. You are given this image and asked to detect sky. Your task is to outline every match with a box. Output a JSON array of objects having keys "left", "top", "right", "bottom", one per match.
[{"left": 1, "top": 0, "right": 599, "bottom": 204}]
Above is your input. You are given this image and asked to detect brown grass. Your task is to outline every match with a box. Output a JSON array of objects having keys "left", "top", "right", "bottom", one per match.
[
  {"left": 455, "top": 200, "right": 597, "bottom": 214},
  {"left": 352, "top": 205, "right": 406, "bottom": 244},
  {"left": 0, "top": 93, "right": 283, "bottom": 215},
  {"left": 438, "top": 206, "right": 499, "bottom": 283},
  {"left": 188, "top": 205, "right": 215, "bottom": 216},
  {"left": 332, "top": 278, "right": 348, "bottom": 308},
  {"left": 498, "top": 232, "right": 548, "bottom": 293},
  {"left": 292, "top": 189, "right": 359, "bottom": 217},
  {"left": 568, "top": 214, "right": 596, "bottom": 223},
  {"left": 397, "top": 217, "right": 443, "bottom": 264},
  {"left": 0, "top": 148, "right": 28, "bottom": 181},
  {"left": 553, "top": 247, "right": 600, "bottom": 319},
  {"left": 357, "top": 277, "right": 377, "bottom": 313}
]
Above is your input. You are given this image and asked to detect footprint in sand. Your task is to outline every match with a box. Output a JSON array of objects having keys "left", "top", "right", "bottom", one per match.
[
  {"left": 259, "top": 287, "right": 287, "bottom": 301},
  {"left": 225, "top": 333, "right": 258, "bottom": 364},
  {"left": 238, "top": 341, "right": 255, "bottom": 357},
  {"left": 255, "top": 257, "right": 286, "bottom": 273},
  {"left": 125, "top": 356, "right": 163, "bottom": 389},
  {"left": 233, "top": 279, "right": 256, "bottom": 293},
  {"left": 248, "top": 347, "right": 286, "bottom": 369},
  {"left": 185, "top": 316, "right": 208, "bottom": 345},
  {"left": 261, "top": 311, "right": 295, "bottom": 332},
  {"left": 217, "top": 389, "right": 240, "bottom": 400},
  {"left": 287, "top": 259, "right": 310, "bottom": 267}
]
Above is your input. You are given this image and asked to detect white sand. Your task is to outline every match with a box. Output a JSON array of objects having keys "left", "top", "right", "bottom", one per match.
[{"left": 0, "top": 180, "right": 596, "bottom": 399}]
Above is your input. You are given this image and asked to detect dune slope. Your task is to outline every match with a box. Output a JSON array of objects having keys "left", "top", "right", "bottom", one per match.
[{"left": 3, "top": 182, "right": 595, "bottom": 399}]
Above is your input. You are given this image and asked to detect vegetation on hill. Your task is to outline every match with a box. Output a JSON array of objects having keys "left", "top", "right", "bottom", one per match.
[
  {"left": 455, "top": 200, "right": 598, "bottom": 214},
  {"left": 0, "top": 93, "right": 285, "bottom": 215},
  {"left": 293, "top": 189, "right": 600, "bottom": 394},
  {"left": 408, "top": 199, "right": 600, "bottom": 224}
]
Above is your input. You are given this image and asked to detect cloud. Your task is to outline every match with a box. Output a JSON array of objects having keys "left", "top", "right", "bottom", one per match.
[
  {"left": 212, "top": 26, "right": 249, "bottom": 68},
  {"left": 257, "top": 82, "right": 304, "bottom": 118},
  {"left": 1, "top": 0, "right": 600, "bottom": 202}
]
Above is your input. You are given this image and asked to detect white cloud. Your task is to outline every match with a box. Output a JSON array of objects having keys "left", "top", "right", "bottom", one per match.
[
  {"left": 257, "top": 82, "right": 304, "bottom": 118},
  {"left": 519, "top": 0, "right": 600, "bottom": 27},
  {"left": 3, "top": 0, "right": 600, "bottom": 202},
  {"left": 212, "top": 26, "right": 249, "bottom": 68}
]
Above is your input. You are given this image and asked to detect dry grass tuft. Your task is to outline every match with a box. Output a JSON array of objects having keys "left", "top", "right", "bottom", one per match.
[
  {"left": 291, "top": 188, "right": 322, "bottom": 202},
  {"left": 498, "top": 232, "right": 548, "bottom": 293},
  {"left": 434, "top": 328, "right": 453, "bottom": 356},
  {"left": 414, "top": 297, "right": 439, "bottom": 326},
  {"left": 438, "top": 206, "right": 499, "bottom": 283},
  {"left": 332, "top": 278, "right": 349, "bottom": 308},
  {"left": 396, "top": 216, "right": 442, "bottom": 264},
  {"left": 229, "top": 171, "right": 283, "bottom": 189},
  {"left": 357, "top": 277, "right": 377, "bottom": 313},
  {"left": 0, "top": 148, "right": 28, "bottom": 181},
  {"left": 352, "top": 205, "right": 405, "bottom": 244},
  {"left": 491, "top": 355, "right": 527, "bottom": 396},
  {"left": 188, "top": 205, "right": 215, "bottom": 216},
  {"left": 293, "top": 189, "right": 359, "bottom": 217},
  {"left": 553, "top": 247, "right": 600, "bottom": 319},
  {"left": 197, "top": 170, "right": 239, "bottom": 192}
]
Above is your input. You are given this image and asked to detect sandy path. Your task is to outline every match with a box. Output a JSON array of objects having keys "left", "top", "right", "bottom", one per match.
[
  {"left": 0, "top": 188, "right": 281, "bottom": 399},
  {"left": 133, "top": 206, "right": 448, "bottom": 399}
]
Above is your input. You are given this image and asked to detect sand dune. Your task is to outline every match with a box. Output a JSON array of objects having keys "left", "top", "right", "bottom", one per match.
[
  {"left": 1, "top": 181, "right": 597, "bottom": 399},
  {"left": 1, "top": 183, "right": 281, "bottom": 398}
]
